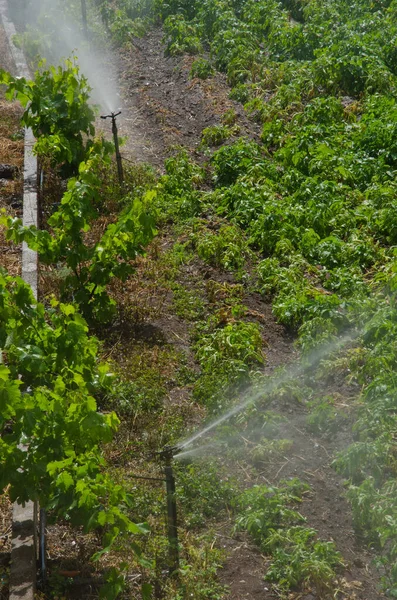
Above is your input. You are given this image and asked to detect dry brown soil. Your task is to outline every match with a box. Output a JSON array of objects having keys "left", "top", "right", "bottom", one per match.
[{"left": 0, "top": 21, "right": 23, "bottom": 277}]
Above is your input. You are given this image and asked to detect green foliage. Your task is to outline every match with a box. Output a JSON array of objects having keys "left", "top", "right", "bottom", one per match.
[
  {"left": 249, "top": 439, "right": 293, "bottom": 467},
  {"left": 235, "top": 479, "right": 343, "bottom": 594},
  {"left": 265, "top": 526, "right": 343, "bottom": 596},
  {"left": 163, "top": 14, "right": 202, "bottom": 56},
  {"left": 192, "top": 317, "right": 264, "bottom": 413},
  {"left": 171, "top": 282, "right": 205, "bottom": 321},
  {"left": 3, "top": 148, "right": 157, "bottom": 323},
  {"left": 176, "top": 462, "right": 237, "bottom": 528},
  {"left": 154, "top": 0, "right": 199, "bottom": 20},
  {"left": 306, "top": 396, "right": 347, "bottom": 435},
  {"left": 200, "top": 125, "right": 234, "bottom": 147},
  {"left": 0, "top": 272, "right": 146, "bottom": 586},
  {"left": 221, "top": 108, "right": 238, "bottom": 126},
  {"left": 195, "top": 321, "right": 264, "bottom": 372},
  {"left": 0, "top": 59, "right": 95, "bottom": 171},
  {"left": 211, "top": 138, "right": 266, "bottom": 187},
  {"left": 102, "top": 375, "right": 165, "bottom": 418},
  {"left": 234, "top": 479, "right": 309, "bottom": 542},
  {"left": 345, "top": 478, "right": 397, "bottom": 594},
  {"left": 154, "top": 149, "right": 204, "bottom": 221},
  {"left": 166, "top": 535, "right": 227, "bottom": 600},
  {"left": 189, "top": 223, "right": 251, "bottom": 273},
  {"left": 190, "top": 58, "right": 215, "bottom": 79}
]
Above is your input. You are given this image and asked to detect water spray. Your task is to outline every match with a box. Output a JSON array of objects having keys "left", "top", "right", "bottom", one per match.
[
  {"left": 81, "top": 0, "right": 88, "bottom": 40},
  {"left": 100, "top": 111, "right": 124, "bottom": 185},
  {"left": 158, "top": 445, "right": 181, "bottom": 575},
  {"left": 177, "top": 329, "right": 361, "bottom": 453}
]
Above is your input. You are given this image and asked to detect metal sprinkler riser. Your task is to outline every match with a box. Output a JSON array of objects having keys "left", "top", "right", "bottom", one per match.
[
  {"left": 157, "top": 445, "right": 181, "bottom": 575},
  {"left": 100, "top": 110, "right": 124, "bottom": 185}
]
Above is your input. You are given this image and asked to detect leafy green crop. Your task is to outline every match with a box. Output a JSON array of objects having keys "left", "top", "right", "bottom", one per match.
[
  {"left": 176, "top": 462, "right": 237, "bottom": 528},
  {"left": 195, "top": 320, "right": 264, "bottom": 371},
  {"left": 0, "top": 272, "right": 147, "bottom": 585},
  {"left": 235, "top": 479, "right": 343, "bottom": 595},
  {"left": 132, "top": 0, "right": 397, "bottom": 590},
  {"left": 190, "top": 58, "right": 215, "bottom": 79},
  {"left": 0, "top": 59, "right": 95, "bottom": 172},
  {"left": 189, "top": 222, "right": 251, "bottom": 274},
  {"left": 3, "top": 146, "right": 156, "bottom": 322},
  {"left": 163, "top": 14, "right": 202, "bottom": 55}
]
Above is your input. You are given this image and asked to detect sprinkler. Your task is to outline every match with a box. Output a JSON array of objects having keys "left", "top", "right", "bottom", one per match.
[
  {"left": 100, "top": 111, "right": 124, "bottom": 186},
  {"left": 158, "top": 445, "right": 181, "bottom": 575}
]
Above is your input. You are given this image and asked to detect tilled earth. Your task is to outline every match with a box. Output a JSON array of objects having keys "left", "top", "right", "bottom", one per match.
[{"left": 113, "top": 28, "right": 262, "bottom": 167}]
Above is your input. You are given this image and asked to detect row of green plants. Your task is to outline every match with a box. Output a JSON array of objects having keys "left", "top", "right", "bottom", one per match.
[
  {"left": 132, "top": 0, "right": 397, "bottom": 592},
  {"left": 0, "top": 60, "right": 160, "bottom": 598},
  {"left": 0, "top": 61, "right": 156, "bottom": 324},
  {"left": 235, "top": 479, "right": 343, "bottom": 596}
]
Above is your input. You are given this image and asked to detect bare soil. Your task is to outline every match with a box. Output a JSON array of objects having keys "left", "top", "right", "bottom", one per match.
[{"left": 115, "top": 28, "right": 261, "bottom": 167}]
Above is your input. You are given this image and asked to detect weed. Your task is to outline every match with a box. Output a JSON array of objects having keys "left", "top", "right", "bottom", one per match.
[
  {"left": 190, "top": 58, "right": 215, "bottom": 80},
  {"left": 249, "top": 439, "right": 293, "bottom": 467},
  {"left": 171, "top": 282, "right": 206, "bottom": 321},
  {"left": 205, "top": 280, "right": 245, "bottom": 306},
  {"left": 201, "top": 125, "right": 234, "bottom": 147},
  {"left": 165, "top": 534, "right": 227, "bottom": 600},
  {"left": 221, "top": 108, "right": 238, "bottom": 126},
  {"left": 175, "top": 461, "right": 237, "bottom": 528},
  {"left": 306, "top": 396, "right": 347, "bottom": 436}
]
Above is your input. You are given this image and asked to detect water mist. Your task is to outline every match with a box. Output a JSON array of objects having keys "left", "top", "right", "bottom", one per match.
[
  {"left": 22, "top": 0, "right": 120, "bottom": 113},
  {"left": 175, "top": 328, "right": 361, "bottom": 457}
]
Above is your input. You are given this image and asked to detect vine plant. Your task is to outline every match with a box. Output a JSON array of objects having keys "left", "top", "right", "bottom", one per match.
[
  {"left": 2, "top": 146, "right": 157, "bottom": 323},
  {"left": 1, "top": 61, "right": 157, "bottom": 323},
  {"left": 0, "top": 59, "right": 157, "bottom": 597},
  {"left": 0, "top": 59, "right": 95, "bottom": 172},
  {"left": 0, "top": 273, "right": 149, "bottom": 597}
]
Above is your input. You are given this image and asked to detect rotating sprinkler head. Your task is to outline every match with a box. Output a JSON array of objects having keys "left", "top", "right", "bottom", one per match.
[
  {"left": 158, "top": 445, "right": 182, "bottom": 464},
  {"left": 100, "top": 110, "right": 124, "bottom": 185},
  {"left": 100, "top": 110, "right": 122, "bottom": 122}
]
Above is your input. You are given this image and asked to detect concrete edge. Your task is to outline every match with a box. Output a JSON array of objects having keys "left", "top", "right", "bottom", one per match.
[{"left": 0, "top": 1, "right": 38, "bottom": 599}]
